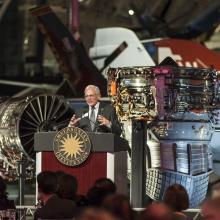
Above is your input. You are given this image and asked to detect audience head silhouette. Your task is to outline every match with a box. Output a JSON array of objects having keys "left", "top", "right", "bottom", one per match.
[
  {"left": 0, "top": 176, "right": 7, "bottom": 199},
  {"left": 37, "top": 171, "right": 57, "bottom": 195},
  {"left": 102, "top": 193, "right": 133, "bottom": 220},
  {"left": 163, "top": 184, "right": 189, "bottom": 212},
  {"left": 202, "top": 197, "right": 220, "bottom": 220},
  {"left": 87, "top": 178, "right": 116, "bottom": 206},
  {"left": 56, "top": 173, "right": 78, "bottom": 200},
  {"left": 0, "top": 176, "right": 15, "bottom": 210},
  {"left": 75, "top": 207, "right": 117, "bottom": 220},
  {"left": 94, "top": 178, "right": 116, "bottom": 193},
  {"left": 140, "top": 202, "right": 173, "bottom": 220},
  {"left": 211, "top": 179, "right": 220, "bottom": 199}
]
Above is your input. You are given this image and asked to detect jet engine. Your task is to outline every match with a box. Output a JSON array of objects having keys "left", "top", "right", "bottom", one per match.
[{"left": 0, "top": 95, "right": 73, "bottom": 181}]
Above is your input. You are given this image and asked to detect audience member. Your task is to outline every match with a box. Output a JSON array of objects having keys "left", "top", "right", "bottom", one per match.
[
  {"left": 0, "top": 176, "right": 15, "bottom": 219},
  {"left": 201, "top": 197, "right": 220, "bottom": 220},
  {"left": 139, "top": 202, "right": 173, "bottom": 220},
  {"left": 56, "top": 174, "right": 78, "bottom": 201},
  {"left": 163, "top": 184, "right": 190, "bottom": 220},
  {"left": 210, "top": 179, "right": 220, "bottom": 199},
  {"left": 56, "top": 173, "right": 88, "bottom": 207},
  {"left": 55, "top": 170, "right": 66, "bottom": 187},
  {"left": 0, "top": 176, "right": 15, "bottom": 210},
  {"left": 93, "top": 178, "right": 116, "bottom": 193},
  {"left": 34, "top": 171, "right": 76, "bottom": 220},
  {"left": 86, "top": 178, "right": 116, "bottom": 206},
  {"left": 75, "top": 207, "right": 117, "bottom": 220},
  {"left": 102, "top": 193, "right": 133, "bottom": 220}
]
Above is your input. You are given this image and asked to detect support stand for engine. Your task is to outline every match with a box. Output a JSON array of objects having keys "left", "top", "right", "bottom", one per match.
[
  {"left": 18, "top": 156, "right": 26, "bottom": 205},
  {"left": 130, "top": 120, "right": 147, "bottom": 208}
]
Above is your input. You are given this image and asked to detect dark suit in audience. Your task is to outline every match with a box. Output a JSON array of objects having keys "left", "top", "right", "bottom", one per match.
[
  {"left": 34, "top": 171, "right": 76, "bottom": 220},
  {"left": 34, "top": 194, "right": 76, "bottom": 220},
  {"left": 0, "top": 176, "right": 16, "bottom": 219}
]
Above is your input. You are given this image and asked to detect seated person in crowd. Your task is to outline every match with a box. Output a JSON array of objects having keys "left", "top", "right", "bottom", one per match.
[
  {"left": 163, "top": 184, "right": 191, "bottom": 220},
  {"left": 0, "top": 176, "right": 15, "bottom": 219},
  {"left": 210, "top": 179, "right": 220, "bottom": 199},
  {"left": 75, "top": 207, "right": 117, "bottom": 220},
  {"left": 102, "top": 193, "right": 134, "bottom": 220},
  {"left": 34, "top": 171, "right": 76, "bottom": 220},
  {"left": 139, "top": 202, "right": 173, "bottom": 220},
  {"left": 56, "top": 173, "right": 78, "bottom": 201},
  {"left": 69, "top": 85, "right": 121, "bottom": 135},
  {"left": 56, "top": 173, "right": 87, "bottom": 207},
  {"left": 201, "top": 197, "right": 220, "bottom": 220},
  {"left": 93, "top": 178, "right": 116, "bottom": 193},
  {"left": 86, "top": 178, "right": 116, "bottom": 206}
]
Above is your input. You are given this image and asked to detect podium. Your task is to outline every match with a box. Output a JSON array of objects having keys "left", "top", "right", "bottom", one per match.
[{"left": 34, "top": 131, "right": 129, "bottom": 195}]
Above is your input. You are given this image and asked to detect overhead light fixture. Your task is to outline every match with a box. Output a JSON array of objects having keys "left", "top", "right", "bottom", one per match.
[{"left": 128, "top": 9, "right": 134, "bottom": 16}]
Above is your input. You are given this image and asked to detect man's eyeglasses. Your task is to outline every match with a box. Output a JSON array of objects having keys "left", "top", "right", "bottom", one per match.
[{"left": 84, "top": 94, "right": 96, "bottom": 98}]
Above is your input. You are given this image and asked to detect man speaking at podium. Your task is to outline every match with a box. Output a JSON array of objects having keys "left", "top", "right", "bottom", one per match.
[{"left": 68, "top": 85, "right": 122, "bottom": 135}]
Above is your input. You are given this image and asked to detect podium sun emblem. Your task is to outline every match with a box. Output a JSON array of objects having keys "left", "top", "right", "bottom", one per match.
[
  {"left": 60, "top": 134, "right": 83, "bottom": 157},
  {"left": 53, "top": 127, "right": 91, "bottom": 166}
]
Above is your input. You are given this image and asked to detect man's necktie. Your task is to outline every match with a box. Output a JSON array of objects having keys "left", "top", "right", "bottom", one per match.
[{"left": 90, "top": 106, "right": 96, "bottom": 131}]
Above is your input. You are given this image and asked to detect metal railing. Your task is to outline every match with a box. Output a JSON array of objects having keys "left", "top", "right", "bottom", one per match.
[{"left": 15, "top": 206, "right": 35, "bottom": 220}]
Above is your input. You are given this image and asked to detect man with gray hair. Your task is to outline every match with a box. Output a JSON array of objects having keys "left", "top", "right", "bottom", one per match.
[{"left": 69, "top": 85, "right": 121, "bottom": 135}]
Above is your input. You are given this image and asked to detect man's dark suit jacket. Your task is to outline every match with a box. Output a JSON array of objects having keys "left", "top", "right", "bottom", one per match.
[
  {"left": 75, "top": 102, "right": 122, "bottom": 136},
  {"left": 34, "top": 194, "right": 76, "bottom": 220}
]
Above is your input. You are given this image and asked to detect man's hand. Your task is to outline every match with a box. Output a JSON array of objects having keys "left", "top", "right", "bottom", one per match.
[
  {"left": 68, "top": 115, "right": 81, "bottom": 127},
  {"left": 97, "top": 115, "right": 111, "bottom": 127}
]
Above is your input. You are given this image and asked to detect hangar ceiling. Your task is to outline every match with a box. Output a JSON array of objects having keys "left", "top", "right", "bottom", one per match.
[
  {"left": 0, "top": 0, "right": 220, "bottom": 95},
  {"left": 78, "top": 0, "right": 220, "bottom": 50},
  {"left": 20, "top": 0, "right": 220, "bottom": 50}
]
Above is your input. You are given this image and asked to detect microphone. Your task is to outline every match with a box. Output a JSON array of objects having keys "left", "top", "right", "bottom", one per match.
[
  {"left": 75, "top": 111, "right": 100, "bottom": 132},
  {"left": 81, "top": 111, "right": 89, "bottom": 119},
  {"left": 69, "top": 110, "right": 89, "bottom": 123},
  {"left": 70, "top": 108, "right": 110, "bottom": 132}
]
